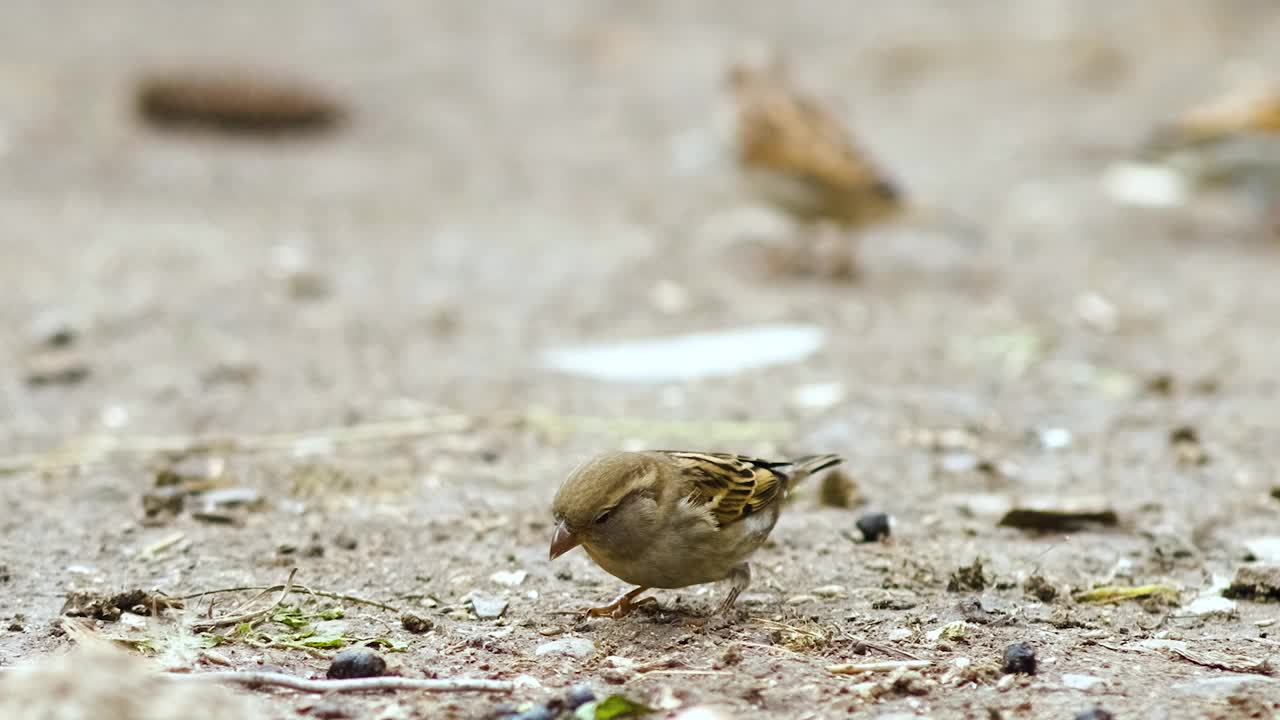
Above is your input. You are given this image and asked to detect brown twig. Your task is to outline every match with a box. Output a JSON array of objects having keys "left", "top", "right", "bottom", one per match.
[
  {"left": 180, "top": 582, "right": 401, "bottom": 614},
  {"left": 827, "top": 660, "right": 932, "bottom": 674},
  {"left": 176, "top": 671, "right": 512, "bottom": 694},
  {"left": 189, "top": 569, "right": 297, "bottom": 632},
  {"left": 852, "top": 638, "right": 925, "bottom": 661}
]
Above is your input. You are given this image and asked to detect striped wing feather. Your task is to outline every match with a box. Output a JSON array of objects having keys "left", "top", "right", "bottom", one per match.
[{"left": 659, "top": 451, "right": 791, "bottom": 527}]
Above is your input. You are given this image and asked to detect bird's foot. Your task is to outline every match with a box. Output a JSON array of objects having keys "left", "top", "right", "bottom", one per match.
[{"left": 582, "top": 588, "right": 656, "bottom": 619}]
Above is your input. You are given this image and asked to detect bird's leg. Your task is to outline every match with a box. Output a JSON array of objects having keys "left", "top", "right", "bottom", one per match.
[
  {"left": 713, "top": 563, "right": 752, "bottom": 616},
  {"left": 585, "top": 586, "right": 656, "bottom": 619},
  {"left": 760, "top": 221, "right": 823, "bottom": 278},
  {"left": 815, "top": 222, "right": 859, "bottom": 282}
]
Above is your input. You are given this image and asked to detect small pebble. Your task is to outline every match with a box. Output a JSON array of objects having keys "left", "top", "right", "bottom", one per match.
[
  {"left": 534, "top": 637, "right": 595, "bottom": 659},
  {"left": 1002, "top": 642, "right": 1037, "bottom": 674},
  {"left": 490, "top": 570, "right": 528, "bottom": 587},
  {"left": 400, "top": 613, "right": 433, "bottom": 634},
  {"left": 673, "top": 708, "right": 734, "bottom": 720},
  {"left": 333, "top": 533, "right": 358, "bottom": 550},
  {"left": 1180, "top": 596, "right": 1236, "bottom": 617},
  {"left": 1243, "top": 536, "right": 1280, "bottom": 564},
  {"left": 467, "top": 593, "right": 509, "bottom": 619},
  {"left": 812, "top": 584, "right": 846, "bottom": 598},
  {"left": 1062, "top": 674, "right": 1105, "bottom": 691},
  {"left": 28, "top": 310, "right": 80, "bottom": 348},
  {"left": 326, "top": 648, "right": 386, "bottom": 679},
  {"left": 855, "top": 512, "right": 892, "bottom": 542},
  {"left": 1074, "top": 709, "right": 1114, "bottom": 720},
  {"left": 508, "top": 704, "right": 556, "bottom": 720},
  {"left": 566, "top": 685, "right": 595, "bottom": 709},
  {"left": 1033, "top": 426, "right": 1073, "bottom": 450}
]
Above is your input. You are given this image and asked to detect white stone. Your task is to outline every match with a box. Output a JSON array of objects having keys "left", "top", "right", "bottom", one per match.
[
  {"left": 489, "top": 570, "right": 527, "bottom": 587},
  {"left": 1062, "top": 674, "right": 1105, "bottom": 691},
  {"left": 1180, "top": 596, "right": 1237, "bottom": 617},
  {"left": 1101, "top": 162, "right": 1189, "bottom": 208},
  {"left": 465, "top": 593, "right": 508, "bottom": 619},
  {"left": 534, "top": 637, "right": 595, "bottom": 659},
  {"left": 1244, "top": 536, "right": 1280, "bottom": 563},
  {"left": 790, "top": 383, "right": 846, "bottom": 411},
  {"left": 812, "top": 585, "right": 846, "bottom": 599},
  {"left": 674, "top": 707, "right": 733, "bottom": 720}
]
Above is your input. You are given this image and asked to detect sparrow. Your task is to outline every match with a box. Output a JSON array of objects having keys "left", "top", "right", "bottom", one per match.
[
  {"left": 549, "top": 450, "right": 843, "bottom": 619},
  {"left": 726, "top": 59, "right": 904, "bottom": 278},
  {"left": 1137, "top": 82, "right": 1280, "bottom": 226}
]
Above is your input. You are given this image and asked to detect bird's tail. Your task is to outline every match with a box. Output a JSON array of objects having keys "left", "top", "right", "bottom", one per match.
[{"left": 783, "top": 454, "right": 843, "bottom": 490}]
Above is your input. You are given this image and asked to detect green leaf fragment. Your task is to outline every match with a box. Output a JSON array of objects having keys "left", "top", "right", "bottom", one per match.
[
  {"left": 365, "top": 637, "right": 409, "bottom": 652},
  {"left": 592, "top": 695, "right": 654, "bottom": 720}
]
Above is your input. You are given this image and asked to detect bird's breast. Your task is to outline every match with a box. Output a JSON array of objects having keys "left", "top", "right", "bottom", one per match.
[{"left": 582, "top": 508, "right": 780, "bottom": 590}]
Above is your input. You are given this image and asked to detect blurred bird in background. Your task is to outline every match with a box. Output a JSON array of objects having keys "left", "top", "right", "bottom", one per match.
[
  {"left": 1126, "top": 80, "right": 1280, "bottom": 236},
  {"left": 726, "top": 59, "right": 904, "bottom": 279},
  {"left": 726, "top": 58, "right": 979, "bottom": 279}
]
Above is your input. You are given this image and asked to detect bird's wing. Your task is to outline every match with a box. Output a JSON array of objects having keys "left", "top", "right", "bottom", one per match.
[
  {"left": 730, "top": 64, "right": 890, "bottom": 196},
  {"left": 656, "top": 451, "right": 792, "bottom": 527}
]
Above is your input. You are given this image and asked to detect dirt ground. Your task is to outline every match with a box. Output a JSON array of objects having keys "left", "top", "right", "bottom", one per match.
[{"left": 3, "top": 1, "right": 1280, "bottom": 718}]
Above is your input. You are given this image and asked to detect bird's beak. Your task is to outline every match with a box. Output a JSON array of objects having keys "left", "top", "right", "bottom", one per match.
[{"left": 549, "top": 521, "right": 580, "bottom": 560}]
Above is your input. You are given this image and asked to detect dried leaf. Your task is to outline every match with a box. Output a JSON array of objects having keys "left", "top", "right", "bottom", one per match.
[{"left": 1074, "top": 584, "right": 1179, "bottom": 605}]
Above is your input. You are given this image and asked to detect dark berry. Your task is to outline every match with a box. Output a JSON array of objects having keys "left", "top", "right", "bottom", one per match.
[
  {"left": 1001, "top": 642, "right": 1036, "bottom": 674},
  {"left": 855, "top": 512, "right": 892, "bottom": 542},
  {"left": 326, "top": 648, "right": 387, "bottom": 679}
]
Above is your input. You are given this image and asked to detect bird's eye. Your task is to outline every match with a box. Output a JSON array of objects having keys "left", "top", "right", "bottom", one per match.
[{"left": 594, "top": 510, "right": 612, "bottom": 525}]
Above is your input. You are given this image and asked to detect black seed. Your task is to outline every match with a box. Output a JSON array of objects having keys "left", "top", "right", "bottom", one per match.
[
  {"left": 326, "top": 648, "right": 387, "bottom": 679},
  {"left": 1001, "top": 642, "right": 1036, "bottom": 674},
  {"left": 855, "top": 512, "right": 892, "bottom": 542}
]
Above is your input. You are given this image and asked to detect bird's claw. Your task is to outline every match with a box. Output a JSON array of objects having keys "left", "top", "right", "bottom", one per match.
[{"left": 582, "top": 594, "right": 657, "bottom": 619}]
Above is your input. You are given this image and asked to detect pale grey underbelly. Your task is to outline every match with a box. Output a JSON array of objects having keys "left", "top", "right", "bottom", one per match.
[{"left": 584, "top": 511, "right": 779, "bottom": 589}]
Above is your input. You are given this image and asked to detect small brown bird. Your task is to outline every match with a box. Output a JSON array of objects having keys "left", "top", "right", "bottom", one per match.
[
  {"left": 1139, "top": 82, "right": 1280, "bottom": 222},
  {"left": 727, "top": 60, "right": 904, "bottom": 278},
  {"left": 549, "top": 450, "right": 843, "bottom": 619}
]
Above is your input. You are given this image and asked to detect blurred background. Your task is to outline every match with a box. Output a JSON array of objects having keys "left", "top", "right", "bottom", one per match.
[{"left": 4, "top": 0, "right": 1280, "bottom": 451}]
